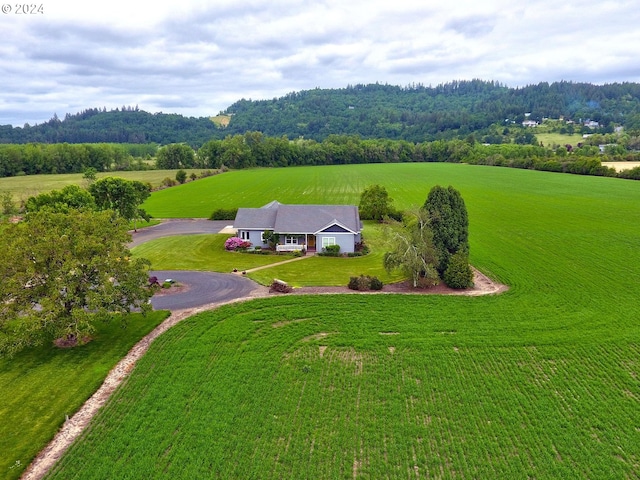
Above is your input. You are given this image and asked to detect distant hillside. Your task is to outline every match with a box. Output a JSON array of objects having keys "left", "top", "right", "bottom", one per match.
[
  {"left": 222, "top": 80, "right": 640, "bottom": 141},
  {"left": 0, "top": 107, "right": 222, "bottom": 146},
  {"left": 2, "top": 81, "right": 640, "bottom": 145}
]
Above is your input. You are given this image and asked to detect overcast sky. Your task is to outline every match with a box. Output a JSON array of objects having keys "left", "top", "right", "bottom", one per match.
[{"left": 2, "top": 0, "right": 639, "bottom": 126}]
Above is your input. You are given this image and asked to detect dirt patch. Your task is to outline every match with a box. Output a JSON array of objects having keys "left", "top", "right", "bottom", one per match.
[
  {"left": 53, "top": 335, "right": 92, "bottom": 349},
  {"left": 301, "top": 332, "right": 331, "bottom": 342},
  {"left": 152, "top": 283, "right": 191, "bottom": 296}
]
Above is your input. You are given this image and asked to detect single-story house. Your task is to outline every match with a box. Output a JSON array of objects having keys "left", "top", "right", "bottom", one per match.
[{"left": 233, "top": 201, "right": 363, "bottom": 253}]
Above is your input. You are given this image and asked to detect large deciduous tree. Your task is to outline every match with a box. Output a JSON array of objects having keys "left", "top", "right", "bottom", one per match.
[
  {"left": 89, "top": 177, "right": 151, "bottom": 231},
  {"left": 155, "top": 143, "right": 196, "bottom": 169},
  {"left": 0, "top": 210, "right": 152, "bottom": 357},
  {"left": 359, "top": 184, "right": 394, "bottom": 221},
  {"left": 25, "top": 184, "right": 96, "bottom": 214},
  {"left": 424, "top": 185, "right": 469, "bottom": 275}
]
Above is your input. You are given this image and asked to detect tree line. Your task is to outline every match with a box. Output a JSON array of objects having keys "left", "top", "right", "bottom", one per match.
[
  {"left": 190, "top": 134, "right": 640, "bottom": 180},
  {"left": 3, "top": 134, "right": 639, "bottom": 180},
  {"left": 0, "top": 142, "right": 157, "bottom": 177},
  {"left": 222, "top": 80, "right": 640, "bottom": 141},
  {"left": 0, "top": 108, "right": 220, "bottom": 146}
]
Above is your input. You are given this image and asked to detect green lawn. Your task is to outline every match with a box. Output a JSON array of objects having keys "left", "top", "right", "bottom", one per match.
[
  {"left": 131, "top": 222, "right": 405, "bottom": 286},
  {"left": 0, "top": 311, "right": 169, "bottom": 480},
  {"left": 44, "top": 163, "right": 640, "bottom": 478},
  {"left": 131, "top": 234, "right": 295, "bottom": 273},
  {"left": 246, "top": 221, "right": 405, "bottom": 286}
]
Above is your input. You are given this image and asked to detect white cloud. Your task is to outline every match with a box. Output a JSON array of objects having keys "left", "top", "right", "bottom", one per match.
[{"left": 1, "top": 0, "right": 640, "bottom": 126}]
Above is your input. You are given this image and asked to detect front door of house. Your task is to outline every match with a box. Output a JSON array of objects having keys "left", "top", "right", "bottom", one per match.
[{"left": 308, "top": 235, "right": 316, "bottom": 249}]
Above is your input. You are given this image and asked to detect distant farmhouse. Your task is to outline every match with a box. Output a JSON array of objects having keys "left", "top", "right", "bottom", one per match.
[{"left": 234, "top": 201, "right": 363, "bottom": 253}]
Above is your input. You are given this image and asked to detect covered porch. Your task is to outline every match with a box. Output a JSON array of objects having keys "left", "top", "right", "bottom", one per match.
[{"left": 275, "top": 233, "right": 317, "bottom": 253}]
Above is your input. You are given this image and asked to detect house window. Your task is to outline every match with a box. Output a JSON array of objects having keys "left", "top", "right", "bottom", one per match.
[
  {"left": 322, "top": 237, "right": 336, "bottom": 248},
  {"left": 240, "top": 231, "right": 249, "bottom": 240},
  {"left": 285, "top": 235, "right": 298, "bottom": 245}
]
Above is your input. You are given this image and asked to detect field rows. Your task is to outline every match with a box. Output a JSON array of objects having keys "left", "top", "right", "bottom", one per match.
[
  {"left": 27, "top": 163, "right": 640, "bottom": 478},
  {"left": 47, "top": 299, "right": 640, "bottom": 479}
]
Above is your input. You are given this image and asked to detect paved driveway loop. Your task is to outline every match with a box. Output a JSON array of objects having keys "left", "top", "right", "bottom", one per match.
[{"left": 150, "top": 270, "right": 258, "bottom": 310}]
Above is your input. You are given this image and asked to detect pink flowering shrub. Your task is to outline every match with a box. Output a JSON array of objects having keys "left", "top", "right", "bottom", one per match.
[{"left": 225, "top": 237, "right": 252, "bottom": 251}]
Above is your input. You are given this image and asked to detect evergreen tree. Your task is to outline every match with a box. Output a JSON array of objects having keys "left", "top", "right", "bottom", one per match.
[{"left": 424, "top": 185, "right": 469, "bottom": 275}]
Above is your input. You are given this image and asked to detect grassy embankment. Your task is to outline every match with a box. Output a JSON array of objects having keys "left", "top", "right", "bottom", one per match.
[
  {"left": 0, "top": 311, "right": 169, "bottom": 479},
  {"left": 43, "top": 163, "right": 640, "bottom": 478}
]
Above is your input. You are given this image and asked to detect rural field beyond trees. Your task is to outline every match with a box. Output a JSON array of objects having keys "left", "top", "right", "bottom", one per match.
[{"left": 4, "top": 163, "right": 640, "bottom": 478}]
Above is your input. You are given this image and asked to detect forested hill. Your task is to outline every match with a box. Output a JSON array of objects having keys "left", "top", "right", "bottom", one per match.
[
  {"left": 3, "top": 81, "right": 640, "bottom": 145},
  {"left": 0, "top": 107, "right": 221, "bottom": 146},
  {"left": 223, "top": 81, "right": 640, "bottom": 141}
]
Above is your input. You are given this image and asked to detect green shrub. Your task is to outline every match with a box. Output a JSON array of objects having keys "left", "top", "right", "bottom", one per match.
[
  {"left": 175, "top": 169, "right": 187, "bottom": 184},
  {"left": 161, "top": 177, "right": 177, "bottom": 188},
  {"left": 320, "top": 244, "right": 341, "bottom": 256},
  {"left": 443, "top": 251, "right": 474, "bottom": 289},
  {"left": 354, "top": 241, "right": 370, "bottom": 255},
  {"left": 209, "top": 208, "right": 239, "bottom": 220},
  {"left": 348, "top": 275, "right": 383, "bottom": 291},
  {"left": 369, "top": 276, "right": 383, "bottom": 290},
  {"left": 348, "top": 276, "right": 362, "bottom": 290}
]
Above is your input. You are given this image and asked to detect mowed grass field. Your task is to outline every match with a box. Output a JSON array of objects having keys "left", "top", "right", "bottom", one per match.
[
  {"left": 31, "top": 164, "right": 640, "bottom": 477},
  {"left": 535, "top": 132, "right": 584, "bottom": 147}
]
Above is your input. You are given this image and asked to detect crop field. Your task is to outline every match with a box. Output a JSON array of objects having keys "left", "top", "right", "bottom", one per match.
[
  {"left": 47, "top": 296, "right": 640, "bottom": 479},
  {"left": 603, "top": 161, "right": 640, "bottom": 172},
  {"left": 43, "top": 163, "right": 640, "bottom": 478},
  {"left": 0, "top": 169, "right": 210, "bottom": 198}
]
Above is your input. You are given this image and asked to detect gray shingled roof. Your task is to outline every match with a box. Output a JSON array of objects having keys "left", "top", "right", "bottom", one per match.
[{"left": 234, "top": 201, "right": 361, "bottom": 234}]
